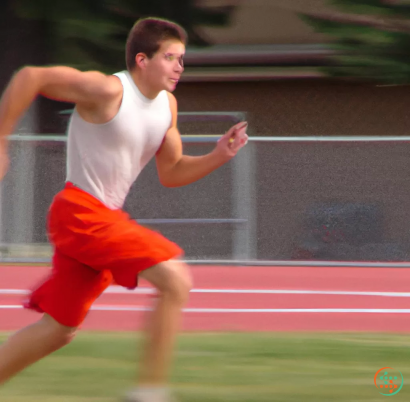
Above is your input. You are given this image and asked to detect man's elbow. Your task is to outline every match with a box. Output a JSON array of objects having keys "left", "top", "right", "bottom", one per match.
[
  {"left": 159, "top": 178, "right": 173, "bottom": 188},
  {"left": 158, "top": 172, "right": 178, "bottom": 188},
  {"left": 158, "top": 169, "right": 190, "bottom": 188},
  {"left": 159, "top": 176, "right": 182, "bottom": 188},
  {"left": 157, "top": 159, "right": 184, "bottom": 188},
  {"left": 12, "top": 66, "right": 39, "bottom": 90},
  {"left": 17, "top": 66, "right": 36, "bottom": 77},
  {"left": 19, "top": 66, "right": 45, "bottom": 85}
]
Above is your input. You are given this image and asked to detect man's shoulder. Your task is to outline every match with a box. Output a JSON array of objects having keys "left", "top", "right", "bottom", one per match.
[
  {"left": 105, "top": 73, "right": 124, "bottom": 96},
  {"left": 166, "top": 91, "right": 177, "bottom": 107},
  {"left": 77, "top": 70, "right": 123, "bottom": 102},
  {"left": 165, "top": 92, "right": 177, "bottom": 126}
]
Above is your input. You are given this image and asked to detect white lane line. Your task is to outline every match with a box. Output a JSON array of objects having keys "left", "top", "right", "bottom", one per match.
[
  {"left": 0, "top": 290, "right": 28, "bottom": 295},
  {"left": 2, "top": 288, "right": 410, "bottom": 298},
  {"left": 1, "top": 305, "right": 410, "bottom": 313}
]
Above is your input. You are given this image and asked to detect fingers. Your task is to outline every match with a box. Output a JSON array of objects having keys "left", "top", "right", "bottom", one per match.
[
  {"left": 225, "top": 121, "right": 247, "bottom": 136},
  {"left": 229, "top": 132, "right": 248, "bottom": 152},
  {"left": 220, "top": 121, "right": 249, "bottom": 154},
  {"left": 228, "top": 121, "right": 248, "bottom": 140},
  {"left": 233, "top": 121, "right": 248, "bottom": 132}
]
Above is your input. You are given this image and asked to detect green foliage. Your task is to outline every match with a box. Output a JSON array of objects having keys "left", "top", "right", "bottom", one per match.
[
  {"left": 330, "top": 0, "right": 410, "bottom": 17},
  {"left": 12, "top": 0, "right": 236, "bottom": 73},
  {"left": 301, "top": 0, "right": 410, "bottom": 84}
]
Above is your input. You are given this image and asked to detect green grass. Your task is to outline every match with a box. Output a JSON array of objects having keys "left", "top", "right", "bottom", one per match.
[{"left": 0, "top": 332, "right": 409, "bottom": 401}]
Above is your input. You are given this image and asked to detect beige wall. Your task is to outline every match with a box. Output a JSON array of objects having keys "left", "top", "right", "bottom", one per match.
[{"left": 199, "top": 0, "right": 332, "bottom": 44}]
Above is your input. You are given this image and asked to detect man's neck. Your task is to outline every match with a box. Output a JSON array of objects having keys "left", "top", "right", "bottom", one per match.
[{"left": 129, "top": 70, "right": 159, "bottom": 100}]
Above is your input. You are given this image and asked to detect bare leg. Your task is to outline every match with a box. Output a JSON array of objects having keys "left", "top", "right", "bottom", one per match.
[
  {"left": 0, "top": 314, "right": 76, "bottom": 385},
  {"left": 137, "top": 260, "right": 192, "bottom": 386}
]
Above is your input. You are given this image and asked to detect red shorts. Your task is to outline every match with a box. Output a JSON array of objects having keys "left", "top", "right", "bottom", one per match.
[{"left": 24, "top": 183, "right": 183, "bottom": 327}]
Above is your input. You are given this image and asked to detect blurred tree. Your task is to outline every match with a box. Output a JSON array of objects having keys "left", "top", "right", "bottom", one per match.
[
  {"left": 300, "top": 0, "right": 410, "bottom": 84},
  {"left": 13, "top": 0, "right": 236, "bottom": 73},
  {"left": 0, "top": 1, "right": 62, "bottom": 133}
]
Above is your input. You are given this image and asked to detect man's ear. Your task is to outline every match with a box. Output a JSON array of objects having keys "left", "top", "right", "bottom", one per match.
[{"left": 135, "top": 53, "right": 147, "bottom": 69}]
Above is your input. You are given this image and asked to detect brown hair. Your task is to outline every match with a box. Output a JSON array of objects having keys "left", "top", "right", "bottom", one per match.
[{"left": 126, "top": 17, "right": 187, "bottom": 71}]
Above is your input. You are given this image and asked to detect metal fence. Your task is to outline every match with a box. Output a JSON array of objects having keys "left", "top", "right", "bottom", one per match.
[{"left": 2, "top": 127, "right": 410, "bottom": 267}]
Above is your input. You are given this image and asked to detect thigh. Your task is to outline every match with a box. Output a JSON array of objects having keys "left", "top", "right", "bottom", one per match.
[
  {"left": 25, "top": 249, "right": 113, "bottom": 327},
  {"left": 48, "top": 187, "right": 183, "bottom": 289},
  {"left": 88, "top": 221, "right": 184, "bottom": 289},
  {"left": 40, "top": 313, "right": 78, "bottom": 333}
]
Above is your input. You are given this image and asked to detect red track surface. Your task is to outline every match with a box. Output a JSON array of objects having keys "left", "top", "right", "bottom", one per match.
[{"left": 1, "top": 265, "right": 410, "bottom": 332}]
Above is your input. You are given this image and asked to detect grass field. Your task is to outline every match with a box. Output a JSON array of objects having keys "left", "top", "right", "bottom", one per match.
[{"left": 0, "top": 332, "right": 409, "bottom": 402}]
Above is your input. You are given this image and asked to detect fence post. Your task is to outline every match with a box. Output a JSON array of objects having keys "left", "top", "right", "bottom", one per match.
[
  {"left": 11, "top": 141, "right": 35, "bottom": 245},
  {"left": 232, "top": 140, "right": 257, "bottom": 261}
]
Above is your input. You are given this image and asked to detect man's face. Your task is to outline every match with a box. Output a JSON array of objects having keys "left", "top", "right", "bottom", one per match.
[{"left": 145, "top": 39, "right": 185, "bottom": 92}]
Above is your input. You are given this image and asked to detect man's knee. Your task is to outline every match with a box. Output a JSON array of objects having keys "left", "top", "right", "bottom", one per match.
[
  {"left": 158, "top": 261, "right": 192, "bottom": 304},
  {"left": 173, "top": 263, "right": 193, "bottom": 303},
  {"left": 40, "top": 314, "right": 77, "bottom": 349},
  {"left": 141, "top": 260, "right": 193, "bottom": 305}
]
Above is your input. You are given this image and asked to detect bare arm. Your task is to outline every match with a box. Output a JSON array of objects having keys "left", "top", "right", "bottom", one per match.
[
  {"left": 155, "top": 93, "right": 248, "bottom": 188},
  {"left": 0, "top": 65, "right": 120, "bottom": 141}
]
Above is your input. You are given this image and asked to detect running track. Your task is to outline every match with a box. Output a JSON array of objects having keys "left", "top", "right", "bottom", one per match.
[{"left": 1, "top": 265, "right": 410, "bottom": 332}]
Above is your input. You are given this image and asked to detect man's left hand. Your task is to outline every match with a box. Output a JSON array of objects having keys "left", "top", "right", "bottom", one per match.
[{"left": 215, "top": 121, "right": 249, "bottom": 159}]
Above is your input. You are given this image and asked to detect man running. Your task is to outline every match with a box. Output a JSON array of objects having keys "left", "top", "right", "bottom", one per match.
[{"left": 0, "top": 17, "right": 248, "bottom": 402}]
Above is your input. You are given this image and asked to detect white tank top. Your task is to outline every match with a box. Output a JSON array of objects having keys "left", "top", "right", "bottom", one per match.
[{"left": 66, "top": 71, "right": 172, "bottom": 209}]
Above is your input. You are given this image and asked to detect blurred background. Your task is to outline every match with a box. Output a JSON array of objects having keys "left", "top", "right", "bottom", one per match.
[
  {"left": 2, "top": 0, "right": 410, "bottom": 264},
  {"left": 1, "top": 2, "right": 410, "bottom": 402}
]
